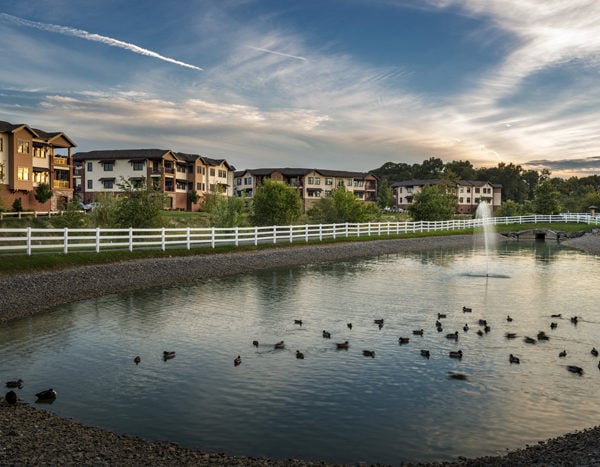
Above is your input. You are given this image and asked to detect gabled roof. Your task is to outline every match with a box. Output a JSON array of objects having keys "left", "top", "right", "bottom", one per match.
[
  {"left": 32, "top": 128, "right": 77, "bottom": 148},
  {"left": 0, "top": 120, "right": 38, "bottom": 137},
  {"left": 73, "top": 149, "right": 174, "bottom": 161},
  {"left": 234, "top": 167, "right": 373, "bottom": 178},
  {"left": 390, "top": 179, "right": 441, "bottom": 188}
]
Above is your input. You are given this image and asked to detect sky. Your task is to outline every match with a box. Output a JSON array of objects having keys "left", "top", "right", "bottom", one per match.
[{"left": 1, "top": 0, "right": 600, "bottom": 179}]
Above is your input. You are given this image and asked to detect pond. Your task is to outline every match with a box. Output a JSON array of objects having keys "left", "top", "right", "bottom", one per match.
[{"left": 1, "top": 240, "right": 599, "bottom": 464}]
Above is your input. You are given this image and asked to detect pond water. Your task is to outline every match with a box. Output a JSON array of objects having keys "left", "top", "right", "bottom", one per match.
[{"left": 1, "top": 240, "right": 599, "bottom": 464}]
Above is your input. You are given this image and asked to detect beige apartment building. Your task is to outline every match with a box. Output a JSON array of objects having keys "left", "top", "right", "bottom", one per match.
[
  {"left": 73, "top": 149, "right": 235, "bottom": 211},
  {"left": 391, "top": 179, "right": 502, "bottom": 214},
  {"left": 234, "top": 168, "right": 378, "bottom": 211},
  {"left": 0, "top": 120, "right": 76, "bottom": 211}
]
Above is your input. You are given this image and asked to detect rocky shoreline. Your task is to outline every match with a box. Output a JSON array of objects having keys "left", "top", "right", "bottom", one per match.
[{"left": 1, "top": 233, "right": 600, "bottom": 466}]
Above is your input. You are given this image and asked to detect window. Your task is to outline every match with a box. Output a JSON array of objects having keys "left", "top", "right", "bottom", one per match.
[
  {"left": 196, "top": 182, "right": 203, "bottom": 190},
  {"left": 467, "top": 197, "right": 471, "bottom": 203},
  {"left": 102, "top": 179, "right": 114, "bottom": 189},
  {"left": 325, "top": 178, "right": 333, "bottom": 185},
  {"left": 210, "top": 168, "right": 215, "bottom": 176},
  {"left": 87, "top": 179, "right": 93, "bottom": 189},
  {"left": 244, "top": 177, "right": 252, "bottom": 185},
  {"left": 87, "top": 162, "right": 93, "bottom": 172},
  {"left": 133, "top": 161, "right": 144, "bottom": 171},
  {"left": 196, "top": 166, "right": 203, "bottom": 174},
  {"left": 17, "top": 140, "right": 30, "bottom": 154},
  {"left": 218, "top": 169, "right": 227, "bottom": 178},
  {"left": 235, "top": 178, "right": 241, "bottom": 185},
  {"left": 209, "top": 183, "right": 216, "bottom": 192},
  {"left": 346, "top": 179, "right": 352, "bottom": 186},
  {"left": 475, "top": 198, "right": 480, "bottom": 204},
  {"left": 0, "top": 137, "right": 3, "bottom": 151},
  {"left": 102, "top": 162, "right": 113, "bottom": 171},
  {"left": 337, "top": 179, "right": 344, "bottom": 187},
  {"left": 475, "top": 187, "right": 480, "bottom": 194},
  {"left": 308, "top": 177, "right": 320, "bottom": 185},
  {"left": 33, "top": 147, "right": 47, "bottom": 158},
  {"left": 354, "top": 180, "right": 364, "bottom": 187},
  {"left": 33, "top": 171, "right": 49, "bottom": 184},
  {"left": 407, "top": 187, "right": 413, "bottom": 193},
  {"left": 459, "top": 197, "right": 464, "bottom": 203},
  {"left": 17, "top": 167, "right": 29, "bottom": 181},
  {"left": 466, "top": 187, "right": 471, "bottom": 193}
]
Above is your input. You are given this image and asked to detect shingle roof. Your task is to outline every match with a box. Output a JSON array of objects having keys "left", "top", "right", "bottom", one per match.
[
  {"left": 234, "top": 167, "right": 373, "bottom": 178},
  {"left": 73, "top": 149, "right": 173, "bottom": 161}
]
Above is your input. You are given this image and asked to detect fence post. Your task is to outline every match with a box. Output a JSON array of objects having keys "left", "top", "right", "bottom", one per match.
[
  {"left": 305, "top": 224, "right": 309, "bottom": 242},
  {"left": 212, "top": 227, "right": 216, "bottom": 249},
  {"left": 289, "top": 225, "right": 293, "bottom": 243},
  {"left": 129, "top": 228, "right": 134, "bottom": 252},
  {"left": 333, "top": 223, "right": 336, "bottom": 240},
  {"left": 273, "top": 225, "right": 277, "bottom": 244},
  {"left": 254, "top": 226, "right": 258, "bottom": 246},
  {"left": 319, "top": 224, "right": 323, "bottom": 241},
  {"left": 63, "top": 227, "right": 68, "bottom": 254},
  {"left": 26, "top": 227, "right": 32, "bottom": 256},
  {"left": 186, "top": 227, "right": 191, "bottom": 250},
  {"left": 96, "top": 227, "right": 100, "bottom": 253},
  {"left": 235, "top": 226, "right": 239, "bottom": 247},
  {"left": 161, "top": 227, "right": 166, "bottom": 251}
]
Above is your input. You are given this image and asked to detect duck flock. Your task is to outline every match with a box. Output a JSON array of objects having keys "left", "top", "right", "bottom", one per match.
[{"left": 4, "top": 307, "right": 597, "bottom": 407}]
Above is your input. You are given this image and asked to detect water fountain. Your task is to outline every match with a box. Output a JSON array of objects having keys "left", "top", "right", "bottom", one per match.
[{"left": 474, "top": 200, "right": 497, "bottom": 277}]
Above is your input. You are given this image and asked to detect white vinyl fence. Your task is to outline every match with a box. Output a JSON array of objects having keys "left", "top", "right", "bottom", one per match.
[{"left": 0, "top": 213, "right": 597, "bottom": 256}]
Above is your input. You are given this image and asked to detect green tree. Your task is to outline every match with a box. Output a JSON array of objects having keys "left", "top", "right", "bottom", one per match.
[
  {"left": 12, "top": 198, "right": 23, "bottom": 212},
  {"left": 251, "top": 179, "right": 302, "bottom": 226},
  {"left": 50, "top": 197, "right": 88, "bottom": 228},
  {"left": 207, "top": 195, "right": 247, "bottom": 227},
  {"left": 444, "top": 160, "right": 477, "bottom": 180},
  {"left": 413, "top": 156, "right": 444, "bottom": 179},
  {"left": 532, "top": 180, "right": 561, "bottom": 214},
  {"left": 308, "top": 186, "right": 369, "bottom": 223},
  {"left": 495, "top": 199, "right": 523, "bottom": 217},
  {"left": 112, "top": 177, "right": 167, "bottom": 228},
  {"left": 35, "top": 183, "right": 53, "bottom": 204},
  {"left": 408, "top": 184, "right": 456, "bottom": 221},
  {"left": 377, "top": 179, "right": 394, "bottom": 209}
]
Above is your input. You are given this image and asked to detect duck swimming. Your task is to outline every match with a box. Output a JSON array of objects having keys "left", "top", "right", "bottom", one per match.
[
  {"left": 505, "top": 332, "right": 517, "bottom": 339},
  {"left": 524, "top": 336, "right": 536, "bottom": 344},
  {"left": 537, "top": 331, "right": 549, "bottom": 341},
  {"left": 567, "top": 365, "right": 583, "bottom": 375},
  {"left": 362, "top": 350, "right": 375, "bottom": 358},
  {"left": 294, "top": 319, "right": 303, "bottom": 326},
  {"left": 234, "top": 355, "right": 241, "bottom": 366},
  {"left": 398, "top": 337, "right": 410, "bottom": 344},
  {"left": 446, "top": 331, "right": 459, "bottom": 340},
  {"left": 347, "top": 323, "right": 353, "bottom": 330},
  {"left": 506, "top": 315, "right": 513, "bottom": 322},
  {"left": 449, "top": 350, "right": 463, "bottom": 359},
  {"left": 336, "top": 341, "right": 349, "bottom": 349},
  {"left": 133, "top": 356, "right": 141, "bottom": 365},
  {"left": 558, "top": 350, "right": 567, "bottom": 358},
  {"left": 274, "top": 341, "right": 285, "bottom": 349},
  {"left": 550, "top": 322, "right": 558, "bottom": 329},
  {"left": 374, "top": 319, "right": 384, "bottom": 325},
  {"left": 509, "top": 354, "right": 520, "bottom": 364},
  {"left": 252, "top": 340, "right": 259, "bottom": 347},
  {"left": 5, "top": 379, "right": 23, "bottom": 389},
  {"left": 163, "top": 351, "right": 176, "bottom": 360},
  {"left": 463, "top": 323, "right": 469, "bottom": 332},
  {"left": 412, "top": 329, "right": 424, "bottom": 336},
  {"left": 322, "top": 330, "right": 331, "bottom": 339},
  {"left": 462, "top": 306, "right": 472, "bottom": 313},
  {"left": 296, "top": 350, "right": 305, "bottom": 359},
  {"left": 420, "top": 350, "right": 430, "bottom": 358},
  {"left": 35, "top": 388, "right": 57, "bottom": 402},
  {"left": 592, "top": 348, "right": 599, "bottom": 357}
]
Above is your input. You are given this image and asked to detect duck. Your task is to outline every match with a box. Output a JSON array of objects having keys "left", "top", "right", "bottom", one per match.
[
  {"left": 274, "top": 341, "right": 285, "bottom": 349},
  {"left": 524, "top": 336, "right": 536, "bottom": 344},
  {"left": 509, "top": 354, "right": 520, "bottom": 364},
  {"left": 4, "top": 390, "right": 17, "bottom": 405},
  {"left": 133, "top": 356, "right": 141, "bottom": 365},
  {"left": 478, "top": 319, "right": 487, "bottom": 326},
  {"left": 436, "top": 325, "right": 443, "bottom": 333},
  {"left": 163, "top": 351, "right": 176, "bottom": 360},
  {"left": 506, "top": 315, "right": 513, "bottom": 322},
  {"left": 448, "top": 372, "right": 467, "bottom": 380},
  {"left": 463, "top": 323, "right": 469, "bottom": 332},
  {"left": 234, "top": 355, "right": 242, "bottom": 366},
  {"left": 462, "top": 306, "right": 472, "bottom": 313},
  {"left": 362, "top": 350, "right": 375, "bottom": 358},
  {"left": 336, "top": 341, "right": 350, "bottom": 349},
  {"left": 398, "top": 337, "right": 410, "bottom": 344},
  {"left": 294, "top": 319, "right": 303, "bottom": 326},
  {"left": 567, "top": 365, "right": 583, "bottom": 375},
  {"left": 592, "top": 348, "right": 599, "bottom": 357},
  {"left": 5, "top": 379, "right": 23, "bottom": 389},
  {"left": 570, "top": 316, "right": 578, "bottom": 324},
  {"left": 378, "top": 322, "right": 384, "bottom": 330},
  {"left": 551, "top": 313, "right": 562, "bottom": 318},
  {"left": 446, "top": 331, "right": 459, "bottom": 340},
  {"left": 252, "top": 340, "right": 259, "bottom": 347},
  {"left": 537, "top": 331, "right": 549, "bottom": 341},
  {"left": 449, "top": 350, "right": 463, "bottom": 359},
  {"left": 35, "top": 388, "right": 57, "bottom": 402},
  {"left": 437, "top": 313, "right": 447, "bottom": 319},
  {"left": 296, "top": 350, "right": 305, "bottom": 359},
  {"left": 558, "top": 350, "right": 567, "bottom": 358},
  {"left": 505, "top": 332, "right": 517, "bottom": 339},
  {"left": 550, "top": 322, "right": 558, "bottom": 329},
  {"left": 322, "top": 330, "right": 331, "bottom": 339},
  {"left": 476, "top": 330, "right": 484, "bottom": 337},
  {"left": 412, "top": 329, "right": 424, "bottom": 336},
  {"left": 484, "top": 325, "right": 491, "bottom": 333},
  {"left": 420, "top": 350, "right": 430, "bottom": 358},
  {"left": 374, "top": 319, "right": 384, "bottom": 325},
  {"left": 347, "top": 323, "right": 353, "bottom": 330},
  {"left": 435, "top": 320, "right": 442, "bottom": 327}
]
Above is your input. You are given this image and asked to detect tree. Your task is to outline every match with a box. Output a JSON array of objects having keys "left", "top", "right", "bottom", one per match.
[
  {"left": 495, "top": 199, "right": 523, "bottom": 217},
  {"left": 308, "top": 186, "right": 369, "bottom": 223},
  {"left": 207, "top": 195, "right": 247, "bottom": 227},
  {"left": 12, "top": 198, "right": 23, "bottom": 212},
  {"left": 377, "top": 179, "right": 394, "bottom": 209},
  {"left": 112, "top": 177, "right": 167, "bottom": 228},
  {"left": 413, "top": 157, "right": 444, "bottom": 179},
  {"left": 251, "top": 179, "right": 302, "bottom": 226},
  {"left": 532, "top": 180, "right": 561, "bottom": 214},
  {"left": 34, "top": 183, "right": 53, "bottom": 205},
  {"left": 408, "top": 184, "right": 456, "bottom": 221},
  {"left": 444, "top": 160, "right": 477, "bottom": 180}
]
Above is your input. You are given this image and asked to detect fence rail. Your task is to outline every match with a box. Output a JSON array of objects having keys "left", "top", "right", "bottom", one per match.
[{"left": 0, "top": 213, "right": 597, "bottom": 256}]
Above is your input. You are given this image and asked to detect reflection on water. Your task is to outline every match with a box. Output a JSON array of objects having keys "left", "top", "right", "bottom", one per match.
[{"left": 0, "top": 241, "right": 599, "bottom": 464}]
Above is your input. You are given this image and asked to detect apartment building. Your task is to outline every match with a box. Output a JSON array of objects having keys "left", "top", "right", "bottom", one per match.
[
  {"left": 73, "top": 149, "right": 235, "bottom": 211},
  {"left": 234, "top": 168, "right": 378, "bottom": 211},
  {"left": 0, "top": 120, "right": 76, "bottom": 211},
  {"left": 391, "top": 179, "right": 502, "bottom": 214}
]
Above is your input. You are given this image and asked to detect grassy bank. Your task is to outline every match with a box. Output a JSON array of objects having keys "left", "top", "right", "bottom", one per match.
[{"left": 0, "top": 222, "right": 590, "bottom": 277}]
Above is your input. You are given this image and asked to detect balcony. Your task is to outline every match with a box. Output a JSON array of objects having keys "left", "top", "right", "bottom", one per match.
[
  {"left": 53, "top": 157, "right": 68, "bottom": 166},
  {"left": 53, "top": 180, "right": 70, "bottom": 189}
]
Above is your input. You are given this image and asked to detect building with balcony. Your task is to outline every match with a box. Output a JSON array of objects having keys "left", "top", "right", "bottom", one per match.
[
  {"left": 73, "top": 149, "right": 234, "bottom": 211},
  {"left": 233, "top": 168, "right": 378, "bottom": 211},
  {"left": 0, "top": 120, "right": 76, "bottom": 211},
  {"left": 391, "top": 179, "right": 502, "bottom": 214}
]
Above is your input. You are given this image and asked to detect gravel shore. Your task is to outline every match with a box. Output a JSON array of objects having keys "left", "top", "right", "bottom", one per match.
[{"left": 2, "top": 232, "right": 600, "bottom": 466}]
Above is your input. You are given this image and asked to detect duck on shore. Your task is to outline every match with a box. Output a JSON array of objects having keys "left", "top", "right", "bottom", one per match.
[{"left": 5, "top": 379, "right": 23, "bottom": 389}]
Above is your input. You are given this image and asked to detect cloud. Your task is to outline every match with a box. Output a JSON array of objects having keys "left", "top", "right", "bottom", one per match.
[
  {"left": 247, "top": 46, "right": 307, "bottom": 62},
  {"left": 0, "top": 12, "right": 203, "bottom": 71}
]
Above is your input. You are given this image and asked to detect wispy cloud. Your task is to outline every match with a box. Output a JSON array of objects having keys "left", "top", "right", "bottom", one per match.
[{"left": 0, "top": 13, "right": 203, "bottom": 71}]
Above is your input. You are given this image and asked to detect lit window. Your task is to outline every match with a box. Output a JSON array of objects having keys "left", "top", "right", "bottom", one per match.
[
  {"left": 17, "top": 140, "right": 30, "bottom": 154},
  {"left": 17, "top": 167, "right": 29, "bottom": 181}
]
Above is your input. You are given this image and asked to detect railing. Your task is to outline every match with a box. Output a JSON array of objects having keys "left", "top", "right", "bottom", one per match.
[
  {"left": 53, "top": 180, "right": 70, "bottom": 188},
  {"left": 0, "top": 213, "right": 597, "bottom": 256},
  {"left": 0, "top": 210, "right": 70, "bottom": 220}
]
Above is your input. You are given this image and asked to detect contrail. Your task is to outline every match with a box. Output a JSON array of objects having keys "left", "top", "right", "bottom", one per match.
[
  {"left": 0, "top": 12, "right": 203, "bottom": 71},
  {"left": 248, "top": 46, "right": 307, "bottom": 62}
]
